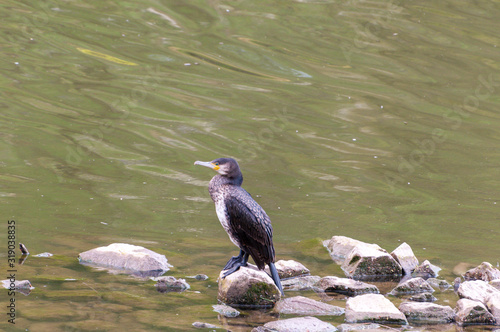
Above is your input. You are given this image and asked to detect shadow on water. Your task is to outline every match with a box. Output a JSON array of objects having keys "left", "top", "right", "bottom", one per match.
[{"left": 1, "top": 0, "right": 500, "bottom": 330}]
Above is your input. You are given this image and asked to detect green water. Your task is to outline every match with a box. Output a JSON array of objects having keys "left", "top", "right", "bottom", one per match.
[{"left": 1, "top": 0, "right": 499, "bottom": 330}]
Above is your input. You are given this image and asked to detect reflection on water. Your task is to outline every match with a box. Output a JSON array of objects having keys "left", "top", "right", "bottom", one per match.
[{"left": 1, "top": 0, "right": 500, "bottom": 330}]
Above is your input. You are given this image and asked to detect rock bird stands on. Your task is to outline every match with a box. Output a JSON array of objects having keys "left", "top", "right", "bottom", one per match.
[{"left": 194, "top": 157, "right": 284, "bottom": 295}]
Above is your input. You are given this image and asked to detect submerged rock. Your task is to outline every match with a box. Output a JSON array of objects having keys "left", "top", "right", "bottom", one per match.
[
  {"left": 390, "top": 242, "right": 419, "bottom": 276},
  {"left": 389, "top": 277, "right": 434, "bottom": 296},
  {"left": 217, "top": 265, "right": 281, "bottom": 307},
  {"left": 457, "top": 280, "right": 499, "bottom": 303},
  {"left": 78, "top": 243, "right": 172, "bottom": 277},
  {"left": 337, "top": 323, "right": 383, "bottom": 332},
  {"left": 213, "top": 304, "right": 240, "bottom": 318},
  {"left": 412, "top": 260, "right": 440, "bottom": 279},
  {"left": 409, "top": 292, "right": 437, "bottom": 302},
  {"left": 345, "top": 294, "right": 408, "bottom": 325},
  {"left": 463, "top": 262, "right": 500, "bottom": 282},
  {"left": 398, "top": 302, "right": 455, "bottom": 324},
  {"left": 192, "top": 321, "right": 220, "bottom": 329},
  {"left": 282, "top": 275, "right": 321, "bottom": 291},
  {"left": 317, "top": 276, "right": 379, "bottom": 296},
  {"left": 154, "top": 276, "right": 190, "bottom": 293},
  {"left": 34, "top": 252, "right": 53, "bottom": 258},
  {"left": 252, "top": 316, "right": 337, "bottom": 332},
  {"left": 186, "top": 274, "right": 209, "bottom": 280},
  {"left": 427, "top": 278, "right": 452, "bottom": 290},
  {"left": 1, "top": 279, "right": 34, "bottom": 290},
  {"left": 455, "top": 298, "right": 496, "bottom": 326},
  {"left": 265, "top": 260, "right": 310, "bottom": 279},
  {"left": 274, "top": 296, "right": 344, "bottom": 316}
]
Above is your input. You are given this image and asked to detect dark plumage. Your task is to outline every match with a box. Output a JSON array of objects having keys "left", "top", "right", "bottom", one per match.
[{"left": 194, "top": 157, "right": 283, "bottom": 295}]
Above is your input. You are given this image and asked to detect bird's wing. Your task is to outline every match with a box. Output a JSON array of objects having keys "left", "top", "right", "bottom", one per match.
[{"left": 225, "top": 192, "right": 275, "bottom": 270}]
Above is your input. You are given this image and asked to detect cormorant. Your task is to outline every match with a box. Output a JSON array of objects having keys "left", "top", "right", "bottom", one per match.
[{"left": 194, "top": 157, "right": 284, "bottom": 295}]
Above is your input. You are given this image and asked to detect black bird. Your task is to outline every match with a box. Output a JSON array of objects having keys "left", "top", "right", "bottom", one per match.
[{"left": 194, "top": 157, "right": 284, "bottom": 295}]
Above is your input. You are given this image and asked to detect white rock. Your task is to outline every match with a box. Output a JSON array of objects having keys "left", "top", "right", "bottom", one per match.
[
  {"left": 317, "top": 276, "right": 379, "bottom": 296},
  {"left": 342, "top": 244, "right": 402, "bottom": 280},
  {"left": 345, "top": 294, "right": 408, "bottom": 325},
  {"left": 265, "top": 259, "right": 310, "bottom": 279},
  {"left": 398, "top": 302, "right": 455, "bottom": 324},
  {"left": 389, "top": 277, "right": 434, "bottom": 295},
  {"left": 390, "top": 242, "right": 419, "bottom": 275},
  {"left": 282, "top": 275, "right": 321, "bottom": 291},
  {"left": 252, "top": 316, "right": 337, "bottom": 332},
  {"left": 323, "top": 236, "right": 374, "bottom": 263},
  {"left": 455, "top": 298, "right": 495, "bottom": 326},
  {"left": 457, "top": 280, "right": 500, "bottom": 303},
  {"left": 274, "top": 296, "right": 344, "bottom": 316},
  {"left": 486, "top": 292, "right": 500, "bottom": 325},
  {"left": 464, "top": 262, "right": 500, "bottom": 282}
]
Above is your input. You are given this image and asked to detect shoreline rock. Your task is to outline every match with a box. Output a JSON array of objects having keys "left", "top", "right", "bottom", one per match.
[
  {"left": 345, "top": 294, "right": 408, "bottom": 325},
  {"left": 274, "top": 296, "right": 344, "bottom": 316},
  {"left": 317, "top": 276, "right": 379, "bottom": 296}
]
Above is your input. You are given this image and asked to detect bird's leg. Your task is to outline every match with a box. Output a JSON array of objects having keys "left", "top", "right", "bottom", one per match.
[
  {"left": 222, "top": 251, "right": 249, "bottom": 278},
  {"left": 223, "top": 249, "right": 246, "bottom": 270}
]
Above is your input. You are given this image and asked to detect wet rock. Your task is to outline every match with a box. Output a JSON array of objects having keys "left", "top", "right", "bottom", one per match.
[
  {"left": 337, "top": 323, "right": 383, "bottom": 332},
  {"left": 317, "top": 276, "right": 379, "bottom": 296},
  {"left": 409, "top": 292, "right": 437, "bottom": 302},
  {"left": 457, "top": 280, "right": 500, "bottom": 303},
  {"left": 187, "top": 274, "right": 209, "bottom": 280},
  {"left": 34, "top": 252, "right": 53, "bottom": 257},
  {"left": 427, "top": 278, "right": 452, "bottom": 290},
  {"left": 2, "top": 279, "right": 34, "bottom": 290},
  {"left": 390, "top": 242, "right": 419, "bottom": 276},
  {"left": 265, "top": 259, "right": 310, "bottom": 279},
  {"left": 274, "top": 296, "right": 344, "bottom": 316},
  {"left": 282, "top": 275, "right": 321, "bottom": 291},
  {"left": 455, "top": 298, "right": 496, "bottom": 326},
  {"left": 389, "top": 277, "right": 434, "bottom": 296},
  {"left": 213, "top": 304, "right": 240, "bottom": 317},
  {"left": 464, "top": 262, "right": 500, "bottom": 282},
  {"left": 78, "top": 243, "right": 172, "bottom": 277},
  {"left": 323, "top": 236, "right": 372, "bottom": 264},
  {"left": 192, "top": 321, "right": 220, "bottom": 329},
  {"left": 398, "top": 302, "right": 455, "bottom": 324},
  {"left": 345, "top": 294, "right": 408, "bottom": 325},
  {"left": 217, "top": 265, "right": 281, "bottom": 307},
  {"left": 486, "top": 292, "right": 500, "bottom": 324},
  {"left": 412, "top": 260, "right": 440, "bottom": 279},
  {"left": 252, "top": 316, "right": 337, "bottom": 332},
  {"left": 341, "top": 243, "right": 402, "bottom": 281},
  {"left": 454, "top": 277, "right": 462, "bottom": 292},
  {"left": 154, "top": 276, "right": 190, "bottom": 293}
]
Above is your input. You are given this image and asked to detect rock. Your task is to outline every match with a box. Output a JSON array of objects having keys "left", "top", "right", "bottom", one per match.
[
  {"left": 265, "top": 260, "right": 310, "bottom": 279},
  {"left": 186, "top": 274, "right": 209, "bottom": 280},
  {"left": 409, "top": 292, "right": 437, "bottom": 302},
  {"left": 390, "top": 242, "right": 419, "bottom": 276},
  {"left": 154, "top": 276, "right": 190, "bottom": 293},
  {"left": 491, "top": 279, "right": 500, "bottom": 291},
  {"left": 317, "top": 276, "right": 379, "bottom": 296},
  {"left": 455, "top": 298, "right": 496, "bottom": 326},
  {"left": 217, "top": 265, "right": 281, "bottom": 307},
  {"left": 192, "top": 321, "right": 220, "bottom": 329},
  {"left": 412, "top": 260, "right": 440, "bottom": 279},
  {"left": 78, "top": 243, "right": 172, "bottom": 277},
  {"left": 282, "top": 275, "right": 321, "bottom": 291},
  {"left": 324, "top": 236, "right": 377, "bottom": 263},
  {"left": 274, "top": 296, "right": 344, "bottom": 316},
  {"left": 389, "top": 277, "right": 434, "bottom": 296},
  {"left": 398, "top": 302, "right": 455, "bottom": 324},
  {"left": 457, "top": 280, "right": 500, "bottom": 303},
  {"left": 212, "top": 304, "right": 240, "bottom": 317},
  {"left": 454, "top": 277, "right": 462, "bottom": 292},
  {"left": 345, "top": 294, "right": 408, "bottom": 325},
  {"left": 341, "top": 243, "right": 402, "bottom": 281},
  {"left": 34, "top": 252, "right": 53, "bottom": 257},
  {"left": 427, "top": 278, "right": 452, "bottom": 290},
  {"left": 2, "top": 279, "right": 34, "bottom": 290},
  {"left": 337, "top": 323, "right": 383, "bottom": 332},
  {"left": 464, "top": 262, "right": 500, "bottom": 282},
  {"left": 252, "top": 316, "right": 337, "bottom": 332},
  {"left": 486, "top": 292, "right": 500, "bottom": 325}
]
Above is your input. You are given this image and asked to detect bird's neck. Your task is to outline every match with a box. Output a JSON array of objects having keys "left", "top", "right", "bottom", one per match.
[{"left": 208, "top": 174, "right": 243, "bottom": 199}]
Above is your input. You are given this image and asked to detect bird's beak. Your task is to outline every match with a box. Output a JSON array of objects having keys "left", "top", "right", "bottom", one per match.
[{"left": 194, "top": 160, "right": 219, "bottom": 171}]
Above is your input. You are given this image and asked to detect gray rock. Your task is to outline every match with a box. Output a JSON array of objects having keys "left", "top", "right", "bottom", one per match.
[
  {"left": 412, "top": 260, "right": 440, "bottom": 279},
  {"left": 486, "top": 292, "right": 500, "bottom": 325},
  {"left": 455, "top": 298, "right": 496, "bottom": 326},
  {"left": 457, "top": 280, "right": 500, "bottom": 303},
  {"left": 192, "top": 321, "right": 220, "bottom": 329},
  {"left": 324, "top": 236, "right": 376, "bottom": 264},
  {"left": 282, "top": 275, "right": 321, "bottom": 291},
  {"left": 252, "top": 316, "right": 337, "bottom": 332},
  {"left": 34, "top": 252, "right": 53, "bottom": 257},
  {"left": 390, "top": 242, "right": 419, "bottom": 276},
  {"left": 398, "top": 302, "right": 455, "bottom": 324},
  {"left": 409, "top": 292, "right": 437, "bottom": 302},
  {"left": 2, "top": 279, "right": 34, "bottom": 290},
  {"left": 217, "top": 265, "right": 281, "bottom": 307},
  {"left": 464, "top": 262, "right": 500, "bottom": 282},
  {"left": 154, "top": 276, "right": 190, "bottom": 293},
  {"left": 345, "top": 294, "right": 408, "bottom": 325},
  {"left": 342, "top": 244, "right": 402, "bottom": 281},
  {"left": 491, "top": 279, "right": 500, "bottom": 291},
  {"left": 78, "top": 243, "right": 172, "bottom": 277},
  {"left": 427, "top": 278, "right": 452, "bottom": 290},
  {"left": 213, "top": 304, "right": 240, "bottom": 317},
  {"left": 274, "top": 296, "right": 344, "bottom": 316},
  {"left": 265, "top": 259, "right": 310, "bottom": 279},
  {"left": 337, "top": 323, "right": 383, "bottom": 332},
  {"left": 187, "top": 274, "right": 209, "bottom": 280},
  {"left": 317, "top": 276, "right": 379, "bottom": 296},
  {"left": 389, "top": 277, "right": 434, "bottom": 296}
]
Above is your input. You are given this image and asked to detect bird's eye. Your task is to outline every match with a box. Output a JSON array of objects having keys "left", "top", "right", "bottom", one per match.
[{"left": 214, "top": 162, "right": 219, "bottom": 166}]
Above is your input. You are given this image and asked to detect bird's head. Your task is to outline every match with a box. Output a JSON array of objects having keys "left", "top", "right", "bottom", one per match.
[{"left": 194, "top": 158, "right": 242, "bottom": 179}]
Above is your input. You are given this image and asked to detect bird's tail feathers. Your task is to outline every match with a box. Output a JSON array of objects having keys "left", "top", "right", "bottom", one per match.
[{"left": 269, "top": 262, "right": 284, "bottom": 296}]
